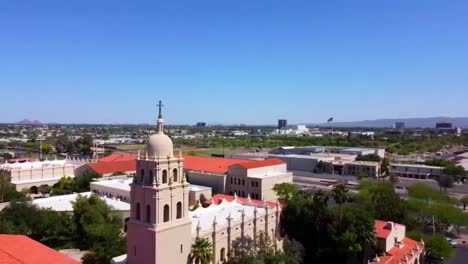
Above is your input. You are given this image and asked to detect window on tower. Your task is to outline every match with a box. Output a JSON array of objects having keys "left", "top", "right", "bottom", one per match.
[
  {"left": 149, "top": 170, "right": 154, "bottom": 185},
  {"left": 146, "top": 205, "right": 151, "bottom": 223},
  {"left": 173, "top": 168, "right": 178, "bottom": 182},
  {"left": 136, "top": 203, "right": 141, "bottom": 220},
  {"left": 140, "top": 169, "right": 145, "bottom": 183},
  {"left": 163, "top": 204, "right": 170, "bottom": 222},
  {"left": 221, "top": 248, "right": 226, "bottom": 261},
  {"left": 162, "top": 170, "right": 168, "bottom": 183},
  {"left": 176, "top": 202, "right": 182, "bottom": 219}
]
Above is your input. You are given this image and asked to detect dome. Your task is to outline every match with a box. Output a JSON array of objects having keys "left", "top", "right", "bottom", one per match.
[{"left": 146, "top": 133, "right": 174, "bottom": 158}]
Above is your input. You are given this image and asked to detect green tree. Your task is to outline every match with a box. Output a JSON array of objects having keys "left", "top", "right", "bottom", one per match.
[
  {"left": 369, "top": 182, "right": 407, "bottom": 223},
  {"left": 438, "top": 175, "right": 454, "bottom": 192},
  {"left": 332, "top": 184, "right": 349, "bottom": 224},
  {"left": 191, "top": 237, "right": 213, "bottom": 264},
  {"left": 0, "top": 172, "right": 25, "bottom": 202},
  {"left": 426, "top": 234, "right": 455, "bottom": 259},
  {"left": 41, "top": 144, "right": 52, "bottom": 155},
  {"left": 72, "top": 194, "right": 125, "bottom": 262},
  {"left": 380, "top": 157, "right": 391, "bottom": 177},
  {"left": 51, "top": 177, "right": 75, "bottom": 195},
  {"left": 407, "top": 183, "right": 451, "bottom": 204},
  {"left": 273, "top": 183, "right": 298, "bottom": 202}
]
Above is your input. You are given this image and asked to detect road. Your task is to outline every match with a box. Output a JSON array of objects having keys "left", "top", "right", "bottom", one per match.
[
  {"left": 292, "top": 171, "right": 468, "bottom": 196},
  {"left": 447, "top": 246, "right": 468, "bottom": 264}
]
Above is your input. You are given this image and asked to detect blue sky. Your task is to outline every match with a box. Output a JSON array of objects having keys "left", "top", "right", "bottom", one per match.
[{"left": 0, "top": 1, "right": 467, "bottom": 125}]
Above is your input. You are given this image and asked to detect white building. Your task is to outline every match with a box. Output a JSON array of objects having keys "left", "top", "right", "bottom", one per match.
[
  {"left": 0, "top": 158, "right": 86, "bottom": 191},
  {"left": 32, "top": 191, "right": 130, "bottom": 217},
  {"left": 390, "top": 163, "right": 445, "bottom": 179},
  {"left": 91, "top": 178, "right": 212, "bottom": 206}
]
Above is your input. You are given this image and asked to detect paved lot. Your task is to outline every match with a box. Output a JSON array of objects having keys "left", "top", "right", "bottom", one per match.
[{"left": 447, "top": 246, "right": 468, "bottom": 264}]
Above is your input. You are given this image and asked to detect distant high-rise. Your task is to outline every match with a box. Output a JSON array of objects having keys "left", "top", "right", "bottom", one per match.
[
  {"left": 196, "top": 122, "right": 206, "bottom": 127},
  {"left": 436, "top": 122, "right": 452, "bottom": 129},
  {"left": 278, "top": 119, "right": 287, "bottom": 129},
  {"left": 393, "top": 122, "right": 405, "bottom": 129}
]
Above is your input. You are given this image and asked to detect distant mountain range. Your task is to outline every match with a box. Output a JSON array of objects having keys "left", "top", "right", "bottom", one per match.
[
  {"left": 17, "top": 119, "right": 43, "bottom": 125},
  {"left": 315, "top": 117, "right": 468, "bottom": 128}
]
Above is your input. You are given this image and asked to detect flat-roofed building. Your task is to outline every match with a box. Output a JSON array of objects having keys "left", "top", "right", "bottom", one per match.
[
  {"left": 184, "top": 156, "right": 292, "bottom": 201},
  {"left": 90, "top": 178, "right": 212, "bottom": 206},
  {"left": 270, "top": 145, "right": 385, "bottom": 159},
  {"left": 267, "top": 152, "right": 381, "bottom": 177},
  {"left": 0, "top": 158, "right": 85, "bottom": 191},
  {"left": 226, "top": 159, "right": 292, "bottom": 201},
  {"left": 32, "top": 191, "right": 131, "bottom": 219},
  {"left": 390, "top": 163, "right": 444, "bottom": 179}
]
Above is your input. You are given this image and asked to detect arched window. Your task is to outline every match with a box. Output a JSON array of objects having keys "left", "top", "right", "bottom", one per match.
[
  {"left": 230, "top": 178, "right": 233, "bottom": 184},
  {"left": 163, "top": 204, "right": 170, "bottom": 222},
  {"left": 173, "top": 168, "right": 178, "bottom": 182},
  {"left": 176, "top": 202, "right": 182, "bottom": 219},
  {"left": 242, "top": 179, "right": 245, "bottom": 186},
  {"left": 162, "top": 170, "right": 168, "bottom": 183},
  {"left": 149, "top": 170, "right": 154, "bottom": 185},
  {"left": 136, "top": 203, "right": 141, "bottom": 220},
  {"left": 220, "top": 248, "right": 226, "bottom": 261},
  {"left": 145, "top": 205, "right": 151, "bottom": 223}
]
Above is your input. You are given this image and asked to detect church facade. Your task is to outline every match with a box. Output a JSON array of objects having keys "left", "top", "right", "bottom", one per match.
[{"left": 116, "top": 103, "right": 282, "bottom": 264}]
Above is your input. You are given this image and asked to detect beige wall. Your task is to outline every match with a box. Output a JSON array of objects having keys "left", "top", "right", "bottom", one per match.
[
  {"left": 186, "top": 171, "right": 226, "bottom": 194},
  {"left": 226, "top": 164, "right": 293, "bottom": 201},
  {"left": 1, "top": 163, "right": 85, "bottom": 191},
  {"left": 91, "top": 183, "right": 130, "bottom": 202},
  {"left": 189, "top": 189, "right": 212, "bottom": 206}
]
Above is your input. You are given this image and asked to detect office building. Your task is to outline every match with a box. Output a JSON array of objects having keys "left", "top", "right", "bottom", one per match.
[
  {"left": 436, "top": 122, "right": 452, "bottom": 129},
  {"left": 277, "top": 119, "right": 287, "bottom": 129},
  {"left": 393, "top": 122, "right": 405, "bottom": 129}
]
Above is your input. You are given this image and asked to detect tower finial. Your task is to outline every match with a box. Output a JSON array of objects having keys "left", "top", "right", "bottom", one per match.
[{"left": 157, "top": 100, "right": 164, "bottom": 119}]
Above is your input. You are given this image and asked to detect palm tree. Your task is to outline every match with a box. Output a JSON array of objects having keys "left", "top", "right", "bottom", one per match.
[
  {"left": 332, "top": 184, "right": 349, "bottom": 224},
  {"left": 191, "top": 237, "right": 213, "bottom": 264}
]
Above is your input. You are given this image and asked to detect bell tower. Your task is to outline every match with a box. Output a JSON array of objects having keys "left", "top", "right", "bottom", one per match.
[{"left": 127, "top": 102, "right": 192, "bottom": 264}]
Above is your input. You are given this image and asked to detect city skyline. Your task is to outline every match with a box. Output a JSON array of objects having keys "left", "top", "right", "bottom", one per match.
[{"left": 1, "top": 1, "right": 467, "bottom": 124}]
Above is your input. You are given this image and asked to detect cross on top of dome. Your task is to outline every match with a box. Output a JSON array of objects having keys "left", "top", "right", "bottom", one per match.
[{"left": 157, "top": 100, "right": 164, "bottom": 119}]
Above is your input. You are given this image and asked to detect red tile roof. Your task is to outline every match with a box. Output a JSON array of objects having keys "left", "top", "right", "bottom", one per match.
[
  {"left": 98, "top": 153, "right": 137, "bottom": 162},
  {"left": 375, "top": 220, "right": 392, "bottom": 239},
  {"left": 0, "top": 235, "right": 79, "bottom": 264},
  {"left": 373, "top": 220, "right": 424, "bottom": 264},
  {"left": 236, "top": 159, "right": 285, "bottom": 169},
  {"left": 88, "top": 154, "right": 283, "bottom": 176},
  {"left": 182, "top": 156, "right": 249, "bottom": 174},
  {"left": 378, "top": 237, "right": 424, "bottom": 264},
  {"left": 87, "top": 153, "right": 137, "bottom": 175},
  {"left": 88, "top": 159, "right": 137, "bottom": 175},
  {"left": 206, "top": 194, "right": 281, "bottom": 208}
]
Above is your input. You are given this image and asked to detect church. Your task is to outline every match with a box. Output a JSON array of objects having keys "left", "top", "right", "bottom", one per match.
[{"left": 113, "top": 103, "right": 283, "bottom": 264}]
